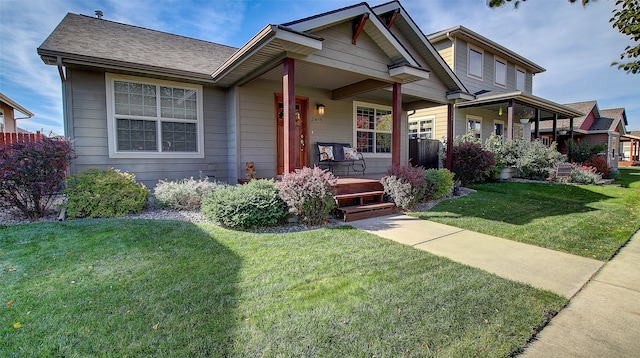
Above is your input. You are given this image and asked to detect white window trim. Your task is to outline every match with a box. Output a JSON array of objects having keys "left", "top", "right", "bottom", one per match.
[
  {"left": 353, "top": 101, "right": 393, "bottom": 158},
  {"left": 467, "top": 45, "right": 484, "bottom": 80},
  {"left": 494, "top": 119, "right": 505, "bottom": 137},
  {"left": 409, "top": 115, "right": 435, "bottom": 140},
  {"left": 105, "top": 73, "right": 204, "bottom": 159},
  {"left": 516, "top": 66, "right": 526, "bottom": 91},
  {"left": 466, "top": 115, "right": 483, "bottom": 140},
  {"left": 494, "top": 56, "right": 507, "bottom": 87}
]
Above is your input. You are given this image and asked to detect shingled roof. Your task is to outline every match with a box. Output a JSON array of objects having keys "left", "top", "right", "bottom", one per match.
[
  {"left": 538, "top": 100, "right": 596, "bottom": 130},
  {"left": 38, "top": 13, "right": 238, "bottom": 81}
]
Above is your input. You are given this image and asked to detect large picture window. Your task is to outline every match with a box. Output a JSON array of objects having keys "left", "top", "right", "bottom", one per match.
[
  {"left": 106, "top": 74, "right": 203, "bottom": 158},
  {"left": 409, "top": 116, "right": 434, "bottom": 140},
  {"left": 355, "top": 103, "right": 392, "bottom": 155}
]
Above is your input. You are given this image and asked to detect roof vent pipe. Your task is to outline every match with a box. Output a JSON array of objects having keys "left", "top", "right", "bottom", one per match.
[{"left": 95, "top": 10, "right": 103, "bottom": 19}]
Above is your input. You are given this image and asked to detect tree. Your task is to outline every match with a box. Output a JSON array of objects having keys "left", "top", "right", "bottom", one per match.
[{"left": 487, "top": 0, "right": 640, "bottom": 74}]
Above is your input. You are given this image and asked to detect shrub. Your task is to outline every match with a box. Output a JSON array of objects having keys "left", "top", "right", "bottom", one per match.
[
  {"left": 202, "top": 179, "right": 287, "bottom": 229},
  {"left": 154, "top": 175, "right": 226, "bottom": 210},
  {"left": 585, "top": 155, "right": 611, "bottom": 178},
  {"left": 386, "top": 164, "right": 427, "bottom": 202},
  {"left": 65, "top": 168, "right": 149, "bottom": 218},
  {"left": 381, "top": 175, "right": 415, "bottom": 210},
  {"left": 277, "top": 167, "right": 337, "bottom": 226},
  {"left": 483, "top": 134, "right": 520, "bottom": 169},
  {"left": 567, "top": 141, "right": 607, "bottom": 164},
  {"left": 0, "top": 138, "right": 75, "bottom": 221},
  {"left": 570, "top": 165, "right": 602, "bottom": 185},
  {"left": 451, "top": 141, "right": 496, "bottom": 186},
  {"left": 423, "top": 168, "right": 454, "bottom": 200},
  {"left": 515, "top": 140, "right": 566, "bottom": 180}
]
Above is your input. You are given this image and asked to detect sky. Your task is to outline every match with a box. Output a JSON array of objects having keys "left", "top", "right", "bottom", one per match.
[{"left": 0, "top": 0, "right": 638, "bottom": 136}]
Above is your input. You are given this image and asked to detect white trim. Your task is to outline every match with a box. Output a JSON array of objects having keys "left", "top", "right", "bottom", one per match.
[
  {"left": 466, "top": 114, "right": 483, "bottom": 140},
  {"left": 494, "top": 56, "right": 507, "bottom": 87},
  {"left": 493, "top": 119, "right": 505, "bottom": 136},
  {"left": 105, "top": 73, "right": 204, "bottom": 159},
  {"left": 467, "top": 45, "right": 483, "bottom": 80},
  {"left": 353, "top": 101, "right": 392, "bottom": 157}
]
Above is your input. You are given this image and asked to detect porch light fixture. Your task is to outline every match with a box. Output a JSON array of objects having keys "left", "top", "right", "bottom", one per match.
[{"left": 317, "top": 103, "right": 325, "bottom": 115}]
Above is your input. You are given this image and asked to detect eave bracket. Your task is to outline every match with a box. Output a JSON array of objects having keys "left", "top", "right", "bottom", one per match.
[{"left": 352, "top": 13, "right": 369, "bottom": 45}]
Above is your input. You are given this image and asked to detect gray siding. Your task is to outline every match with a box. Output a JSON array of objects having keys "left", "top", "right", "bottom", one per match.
[{"left": 66, "top": 67, "right": 231, "bottom": 189}]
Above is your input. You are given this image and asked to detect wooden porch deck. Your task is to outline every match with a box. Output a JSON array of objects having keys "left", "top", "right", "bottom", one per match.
[{"left": 334, "top": 174, "right": 395, "bottom": 221}]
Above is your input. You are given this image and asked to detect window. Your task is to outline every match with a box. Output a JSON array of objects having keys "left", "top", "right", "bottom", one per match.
[
  {"left": 516, "top": 68, "right": 526, "bottom": 91},
  {"left": 495, "top": 58, "right": 506, "bottom": 87},
  {"left": 494, "top": 120, "right": 504, "bottom": 136},
  {"left": 514, "top": 124, "right": 524, "bottom": 139},
  {"left": 409, "top": 115, "right": 434, "bottom": 140},
  {"left": 468, "top": 46, "right": 483, "bottom": 79},
  {"left": 106, "top": 74, "right": 204, "bottom": 158},
  {"left": 355, "top": 103, "right": 392, "bottom": 155},
  {"left": 467, "top": 116, "right": 482, "bottom": 140}
]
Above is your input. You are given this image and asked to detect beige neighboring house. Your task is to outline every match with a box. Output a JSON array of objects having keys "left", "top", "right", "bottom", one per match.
[
  {"left": 621, "top": 130, "right": 640, "bottom": 166},
  {"left": 0, "top": 92, "right": 34, "bottom": 133},
  {"left": 413, "top": 26, "right": 582, "bottom": 163}
]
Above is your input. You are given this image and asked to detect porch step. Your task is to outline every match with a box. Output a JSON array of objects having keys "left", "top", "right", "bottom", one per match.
[
  {"left": 335, "top": 191, "right": 384, "bottom": 207},
  {"left": 336, "top": 203, "right": 395, "bottom": 222}
]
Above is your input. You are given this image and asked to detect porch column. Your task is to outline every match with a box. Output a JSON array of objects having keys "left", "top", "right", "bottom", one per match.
[
  {"left": 446, "top": 103, "right": 454, "bottom": 170},
  {"left": 507, "top": 99, "right": 514, "bottom": 141},
  {"left": 392, "top": 82, "right": 402, "bottom": 167},
  {"left": 283, "top": 57, "right": 296, "bottom": 173},
  {"left": 570, "top": 117, "right": 574, "bottom": 141},
  {"left": 534, "top": 108, "right": 540, "bottom": 140},
  {"left": 552, "top": 113, "right": 558, "bottom": 142}
]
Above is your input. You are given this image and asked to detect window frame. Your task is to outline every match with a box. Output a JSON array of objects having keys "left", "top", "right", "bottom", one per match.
[
  {"left": 466, "top": 115, "right": 483, "bottom": 140},
  {"left": 493, "top": 119, "right": 505, "bottom": 137},
  {"left": 353, "top": 101, "right": 393, "bottom": 157},
  {"left": 408, "top": 115, "right": 435, "bottom": 140},
  {"left": 494, "top": 57, "right": 507, "bottom": 87},
  {"left": 467, "top": 45, "right": 484, "bottom": 80},
  {"left": 105, "top": 73, "right": 204, "bottom": 159},
  {"left": 516, "top": 67, "right": 526, "bottom": 91}
]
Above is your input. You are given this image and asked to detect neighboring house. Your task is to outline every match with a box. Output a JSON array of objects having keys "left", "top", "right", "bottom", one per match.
[
  {"left": 0, "top": 92, "right": 34, "bottom": 133},
  {"left": 538, "top": 101, "right": 628, "bottom": 168},
  {"left": 38, "top": 1, "right": 473, "bottom": 187},
  {"left": 413, "top": 26, "right": 583, "bottom": 159},
  {"left": 621, "top": 130, "right": 640, "bottom": 166}
]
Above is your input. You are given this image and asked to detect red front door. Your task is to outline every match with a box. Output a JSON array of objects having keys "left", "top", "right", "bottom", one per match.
[{"left": 276, "top": 95, "right": 308, "bottom": 175}]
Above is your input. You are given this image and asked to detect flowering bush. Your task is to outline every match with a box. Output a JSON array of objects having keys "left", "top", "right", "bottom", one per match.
[
  {"left": 154, "top": 175, "right": 226, "bottom": 210},
  {"left": 568, "top": 141, "right": 607, "bottom": 164},
  {"left": 515, "top": 140, "right": 566, "bottom": 180},
  {"left": 386, "top": 164, "right": 427, "bottom": 202},
  {"left": 277, "top": 167, "right": 337, "bottom": 225},
  {"left": 585, "top": 155, "right": 611, "bottom": 178},
  {"left": 0, "top": 138, "right": 75, "bottom": 221},
  {"left": 451, "top": 140, "right": 496, "bottom": 186},
  {"left": 570, "top": 165, "right": 602, "bottom": 185},
  {"left": 483, "top": 134, "right": 520, "bottom": 169},
  {"left": 65, "top": 168, "right": 149, "bottom": 218},
  {"left": 423, "top": 168, "right": 454, "bottom": 200},
  {"left": 381, "top": 175, "right": 415, "bottom": 210},
  {"left": 202, "top": 179, "right": 287, "bottom": 229}
]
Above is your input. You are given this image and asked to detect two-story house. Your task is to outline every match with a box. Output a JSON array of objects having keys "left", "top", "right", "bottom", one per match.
[{"left": 413, "top": 26, "right": 583, "bottom": 167}]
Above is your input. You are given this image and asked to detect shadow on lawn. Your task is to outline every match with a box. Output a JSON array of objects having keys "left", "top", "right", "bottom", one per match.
[
  {"left": 0, "top": 220, "right": 243, "bottom": 357},
  {"left": 421, "top": 182, "right": 614, "bottom": 226}
]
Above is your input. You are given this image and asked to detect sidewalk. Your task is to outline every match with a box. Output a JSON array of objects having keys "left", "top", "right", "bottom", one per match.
[
  {"left": 349, "top": 214, "right": 603, "bottom": 298},
  {"left": 349, "top": 213, "right": 640, "bottom": 356}
]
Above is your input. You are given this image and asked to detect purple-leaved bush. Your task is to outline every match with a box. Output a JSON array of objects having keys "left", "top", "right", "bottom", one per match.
[
  {"left": 0, "top": 137, "right": 75, "bottom": 221},
  {"left": 277, "top": 166, "right": 337, "bottom": 225}
]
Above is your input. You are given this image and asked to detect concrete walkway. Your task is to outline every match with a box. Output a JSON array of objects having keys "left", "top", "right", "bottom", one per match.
[
  {"left": 349, "top": 213, "right": 603, "bottom": 298},
  {"left": 349, "top": 213, "right": 640, "bottom": 356}
]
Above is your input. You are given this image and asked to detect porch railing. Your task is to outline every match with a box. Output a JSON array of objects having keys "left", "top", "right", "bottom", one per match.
[{"left": 0, "top": 131, "right": 42, "bottom": 146}]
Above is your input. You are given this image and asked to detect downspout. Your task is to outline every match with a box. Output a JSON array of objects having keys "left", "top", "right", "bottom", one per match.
[{"left": 57, "top": 56, "right": 74, "bottom": 174}]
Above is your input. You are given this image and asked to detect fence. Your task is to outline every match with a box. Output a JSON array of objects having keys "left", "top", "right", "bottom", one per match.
[{"left": 0, "top": 131, "right": 42, "bottom": 146}]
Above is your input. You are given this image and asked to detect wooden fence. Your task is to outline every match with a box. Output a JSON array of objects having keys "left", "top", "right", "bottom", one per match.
[{"left": 0, "top": 131, "right": 42, "bottom": 146}]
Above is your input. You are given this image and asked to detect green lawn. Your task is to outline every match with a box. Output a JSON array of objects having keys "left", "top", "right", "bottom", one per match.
[
  {"left": 412, "top": 167, "right": 640, "bottom": 261},
  {"left": 1, "top": 220, "right": 564, "bottom": 357}
]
